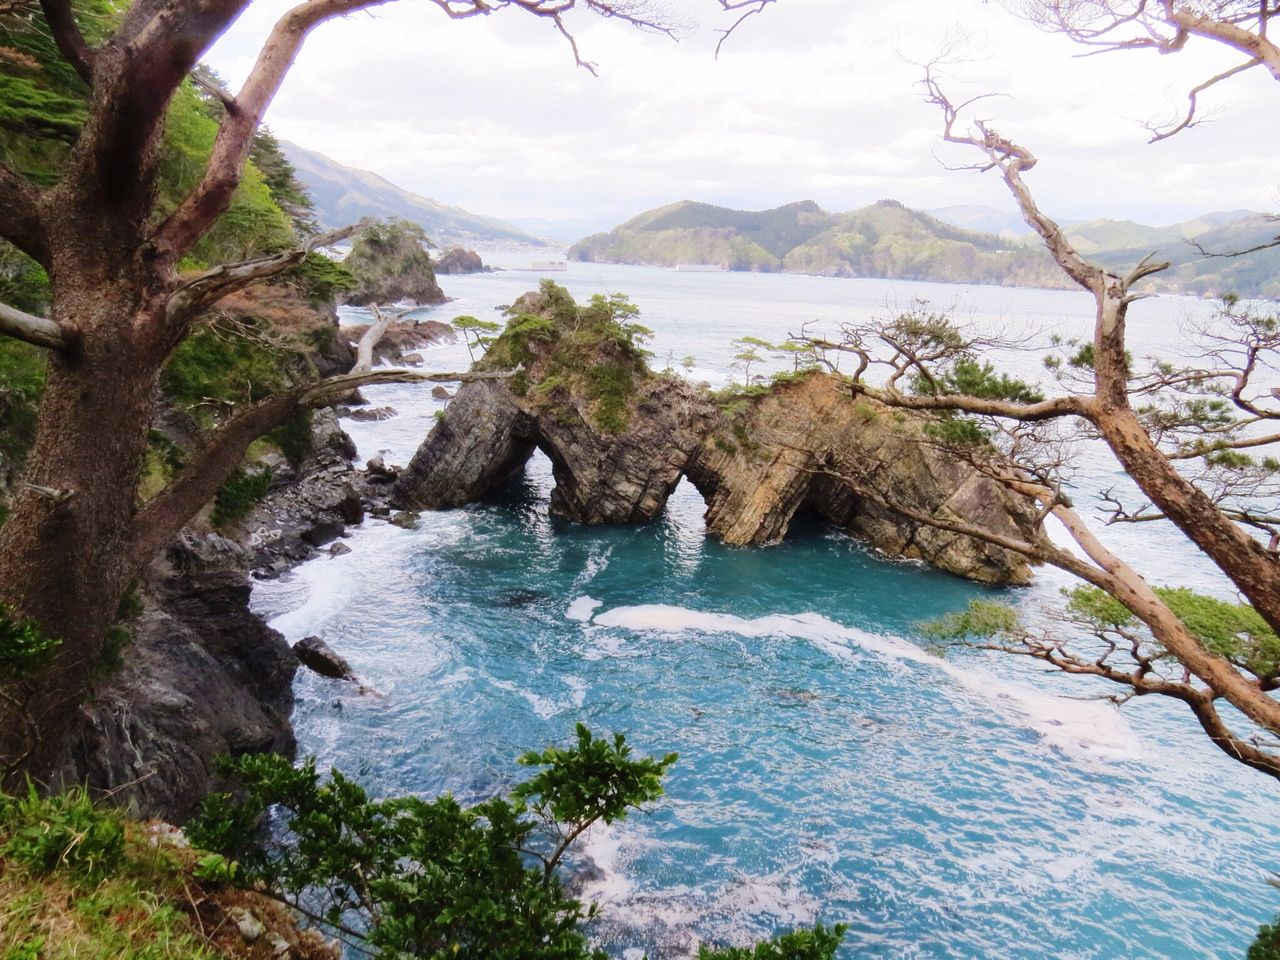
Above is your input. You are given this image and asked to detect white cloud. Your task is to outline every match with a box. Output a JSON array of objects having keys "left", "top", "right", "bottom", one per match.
[{"left": 205, "top": 0, "right": 1280, "bottom": 225}]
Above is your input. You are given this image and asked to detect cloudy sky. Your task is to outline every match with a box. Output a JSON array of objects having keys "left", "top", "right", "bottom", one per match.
[{"left": 206, "top": 0, "right": 1279, "bottom": 228}]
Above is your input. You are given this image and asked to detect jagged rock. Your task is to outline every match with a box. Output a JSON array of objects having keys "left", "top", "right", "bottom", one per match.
[
  {"left": 329, "top": 541, "right": 353, "bottom": 557},
  {"left": 343, "top": 220, "right": 447, "bottom": 307},
  {"left": 401, "top": 352, "right": 424, "bottom": 366},
  {"left": 684, "top": 375, "right": 1042, "bottom": 584},
  {"left": 396, "top": 284, "right": 1043, "bottom": 585},
  {"left": 365, "top": 455, "right": 398, "bottom": 482},
  {"left": 49, "top": 567, "right": 299, "bottom": 823},
  {"left": 345, "top": 405, "right": 398, "bottom": 422},
  {"left": 396, "top": 379, "right": 535, "bottom": 509},
  {"left": 293, "top": 636, "right": 356, "bottom": 681},
  {"left": 431, "top": 385, "right": 452, "bottom": 400}
]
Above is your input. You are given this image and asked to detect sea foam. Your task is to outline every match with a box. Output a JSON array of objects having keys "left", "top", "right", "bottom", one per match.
[{"left": 589, "top": 603, "right": 1141, "bottom": 763}]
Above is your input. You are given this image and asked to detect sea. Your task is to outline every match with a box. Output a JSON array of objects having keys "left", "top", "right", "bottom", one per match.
[{"left": 249, "top": 255, "right": 1280, "bottom": 959}]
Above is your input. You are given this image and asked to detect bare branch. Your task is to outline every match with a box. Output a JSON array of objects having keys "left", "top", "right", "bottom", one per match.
[
  {"left": 714, "top": 0, "right": 775, "bottom": 57},
  {"left": 852, "top": 382, "right": 1094, "bottom": 422},
  {"left": 164, "top": 220, "right": 369, "bottom": 332},
  {"left": 0, "top": 301, "right": 73, "bottom": 353},
  {"left": 1146, "top": 58, "right": 1260, "bottom": 142}
]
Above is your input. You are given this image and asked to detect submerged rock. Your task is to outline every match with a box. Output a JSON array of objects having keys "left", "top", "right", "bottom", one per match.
[{"left": 396, "top": 282, "right": 1044, "bottom": 585}]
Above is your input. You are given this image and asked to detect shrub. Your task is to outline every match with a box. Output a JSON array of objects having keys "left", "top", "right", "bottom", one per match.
[{"left": 1, "top": 784, "right": 124, "bottom": 879}]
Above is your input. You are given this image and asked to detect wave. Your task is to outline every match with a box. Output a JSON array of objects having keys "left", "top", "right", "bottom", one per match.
[{"left": 589, "top": 604, "right": 1141, "bottom": 763}]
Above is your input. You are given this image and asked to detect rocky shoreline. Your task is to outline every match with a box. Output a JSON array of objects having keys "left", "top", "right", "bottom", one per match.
[{"left": 50, "top": 330, "right": 444, "bottom": 823}]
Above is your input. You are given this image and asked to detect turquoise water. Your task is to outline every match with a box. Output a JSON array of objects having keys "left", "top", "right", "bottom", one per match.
[{"left": 252, "top": 263, "right": 1279, "bottom": 958}]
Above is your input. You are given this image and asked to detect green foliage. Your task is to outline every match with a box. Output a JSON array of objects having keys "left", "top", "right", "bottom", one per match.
[
  {"left": 0, "top": 603, "right": 59, "bottom": 681},
  {"left": 922, "top": 416, "right": 989, "bottom": 447},
  {"left": 268, "top": 409, "right": 314, "bottom": 468},
  {"left": 211, "top": 466, "right": 273, "bottom": 529},
  {"left": 191, "top": 852, "right": 239, "bottom": 886},
  {"left": 161, "top": 324, "right": 299, "bottom": 425},
  {"left": 481, "top": 282, "right": 652, "bottom": 432},
  {"left": 0, "top": 784, "right": 124, "bottom": 879},
  {"left": 454, "top": 313, "right": 503, "bottom": 361},
  {"left": 919, "top": 599, "right": 1022, "bottom": 645},
  {"left": 1249, "top": 916, "right": 1280, "bottom": 960},
  {"left": 512, "top": 723, "right": 677, "bottom": 828},
  {"left": 1068, "top": 586, "right": 1279, "bottom": 678},
  {"left": 698, "top": 923, "right": 848, "bottom": 959},
  {"left": 289, "top": 252, "right": 357, "bottom": 303},
  {"left": 189, "top": 725, "right": 678, "bottom": 960},
  {"left": 0, "top": 338, "right": 46, "bottom": 471},
  {"left": 0, "top": 242, "right": 49, "bottom": 314}
]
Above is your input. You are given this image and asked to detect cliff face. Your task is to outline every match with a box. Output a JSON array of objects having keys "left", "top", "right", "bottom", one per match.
[
  {"left": 395, "top": 283, "right": 1044, "bottom": 585},
  {"left": 343, "top": 220, "right": 446, "bottom": 307},
  {"left": 686, "top": 375, "right": 1041, "bottom": 584}
]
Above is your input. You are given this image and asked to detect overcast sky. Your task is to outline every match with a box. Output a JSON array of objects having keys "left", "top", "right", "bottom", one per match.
[{"left": 206, "top": 0, "right": 1280, "bottom": 227}]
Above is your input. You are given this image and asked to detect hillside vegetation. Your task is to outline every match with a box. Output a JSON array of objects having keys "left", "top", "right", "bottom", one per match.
[
  {"left": 570, "top": 199, "right": 1069, "bottom": 288},
  {"left": 572, "top": 198, "right": 1280, "bottom": 297}
]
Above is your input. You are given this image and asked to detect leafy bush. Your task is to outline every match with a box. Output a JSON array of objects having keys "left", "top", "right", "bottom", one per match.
[
  {"left": 190, "top": 724, "right": 675, "bottom": 959},
  {"left": 698, "top": 923, "right": 848, "bottom": 959},
  {"left": 1, "top": 784, "right": 124, "bottom": 879},
  {"left": 0, "top": 603, "right": 60, "bottom": 681}
]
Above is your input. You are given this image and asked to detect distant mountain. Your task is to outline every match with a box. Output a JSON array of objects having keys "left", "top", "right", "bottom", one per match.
[
  {"left": 926, "top": 204, "right": 1033, "bottom": 237},
  {"left": 570, "top": 199, "right": 1070, "bottom": 290},
  {"left": 281, "top": 141, "right": 542, "bottom": 248},
  {"left": 505, "top": 215, "right": 619, "bottom": 246},
  {"left": 572, "top": 199, "right": 1280, "bottom": 297}
]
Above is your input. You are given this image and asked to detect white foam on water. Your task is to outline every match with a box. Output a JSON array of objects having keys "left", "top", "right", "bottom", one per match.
[
  {"left": 489, "top": 677, "right": 563, "bottom": 720},
  {"left": 592, "top": 603, "right": 1141, "bottom": 763},
  {"left": 567, "top": 595, "right": 604, "bottom": 622},
  {"left": 577, "top": 822, "right": 633, "bottom": 904}
]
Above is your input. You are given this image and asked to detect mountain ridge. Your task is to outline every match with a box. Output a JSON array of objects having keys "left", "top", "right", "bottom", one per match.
[
  {"left": 281, "top": 141, "right": 545, "bottom": 249},
  {"left": 571, "top": 199, "right": 1280, "bottom": 297}
]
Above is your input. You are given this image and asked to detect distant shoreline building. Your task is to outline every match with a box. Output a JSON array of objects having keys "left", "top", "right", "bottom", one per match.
[
  {"left": 674, "top": 263, "right": 727, "bottom": 272},
  {"left": 531, "top": 260, "right": 568, "bottom": 272}
]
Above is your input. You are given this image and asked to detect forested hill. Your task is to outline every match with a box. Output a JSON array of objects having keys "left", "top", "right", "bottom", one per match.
[
  {"left": 569, "top": 200, "right": 1071, "bottom": 289},
  {"left": 281, "top": 141, "right": 543, "bottom": 248},
  {"left": 571, "top": 199, "right": 1280, "bottom": 297}
]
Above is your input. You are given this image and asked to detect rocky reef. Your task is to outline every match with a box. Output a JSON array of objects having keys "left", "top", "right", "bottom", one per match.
[{"left": 395, "top": 282, "right": 1044, "bottom": 584}]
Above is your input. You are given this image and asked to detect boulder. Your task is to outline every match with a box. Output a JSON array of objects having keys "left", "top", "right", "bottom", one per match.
[{"left": 293, "top": 636, "right": 357, "bottom": 681}]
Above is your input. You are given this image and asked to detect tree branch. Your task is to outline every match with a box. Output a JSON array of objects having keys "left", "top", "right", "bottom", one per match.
[
  {"left": 0, "top": 301, "right": 73, "bottom": 353},
  {"left": 851, "top": 382, "right": 1094, "bottom": 422},
  {"left": 38, "top": 0, "right": 95, "bottom": 83},
  {"left": 151, "top": 0, "right": 394, "bottom": 261},
  {"left": 164, "top": 220, "right": 369, "bottom": 333},
  {"left": 0, "top": 164, "right": 50, "bottom": 267},
  {"left": 126, "top": 367, "right": 518, "bottom": 570}
]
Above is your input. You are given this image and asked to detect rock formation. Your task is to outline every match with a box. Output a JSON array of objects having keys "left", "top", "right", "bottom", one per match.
[
  {"left": 434, "top": 246, "right": 490, "bottom": 275},
  {"left": 395, "top": 282, "right": 1045, "bottom": 584},
  {"left": 343, "top": 219, "right": 446, "bottom": 307}
]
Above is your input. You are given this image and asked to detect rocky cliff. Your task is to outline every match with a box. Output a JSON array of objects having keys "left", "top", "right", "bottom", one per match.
[{"left": 396, "top": 282, "right": 1044, "bottom": 584}]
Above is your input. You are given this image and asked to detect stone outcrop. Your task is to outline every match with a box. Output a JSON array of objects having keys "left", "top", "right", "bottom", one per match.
[
  {"left": 394, "top": 283, "right": 1045, "bottom": 584},
  {"left": 434, "top": 246, "right": 491, "bottom": 275},
  {"left": 50, "top": 411, "right": 383, "bottom": 822},
  {"left": 343, "top": 219, "right": 447, "bottom": 307},
  {"left": 50, "top": 533, "right": 297, "bottom": 822},
  {"left": 685, "top": 375, "right": 1041, "bottom": 583}
]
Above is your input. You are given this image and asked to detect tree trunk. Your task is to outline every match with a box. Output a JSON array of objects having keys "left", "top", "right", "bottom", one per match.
[
  {"left": 1092, "top": 293, "right": 1280, "bottom": 638},
  {"left": 0, "top": 274, "right": 164, "bottom": 781}
]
